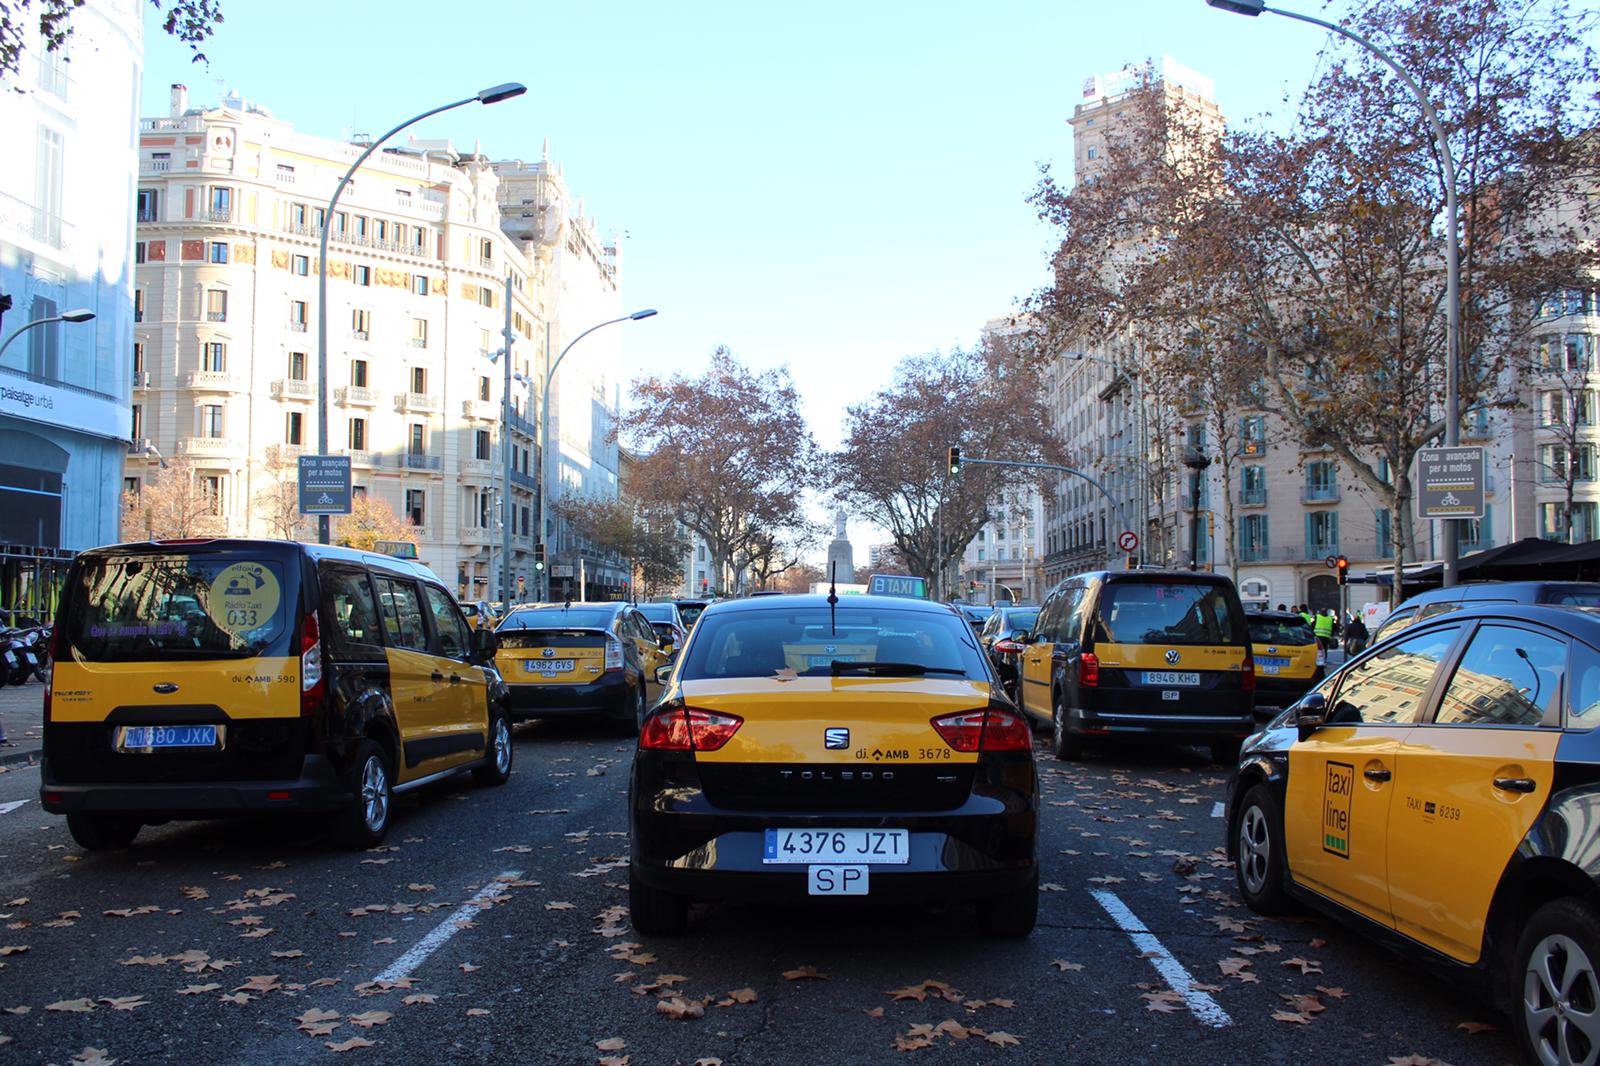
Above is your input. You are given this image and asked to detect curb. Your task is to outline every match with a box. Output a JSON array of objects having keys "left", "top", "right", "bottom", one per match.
[{"left": 0, "top": 746, "right": 39, "bottom": 769}]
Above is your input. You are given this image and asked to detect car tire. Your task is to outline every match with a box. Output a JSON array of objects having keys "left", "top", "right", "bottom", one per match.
[
  {"left": 1513, "top": 897, "right": 1600, "bottom": 1066},
  {"left": 1051, "top": 695, "right": 1083, "bottom": 760},
  {"left": 1210, "top": 738, "right": 1243, "bottom": 765},
  {"left": 472, "top": 711, "right": 514, "bottom": 786},
  {"left": 977, "top": 870, "right": 1039, "bottom": 938},
  {"left": 1233, "top": 784, "right": 1291, "bottom": 915},
  {"left": 66, "top": 813, "right": 140, "bottom": 851},
  {"left": 337, "top": 739, "right": 393, "bottom": 849},
  {"left": 628, "top": 862, "right": 687, "bottom": 936}
]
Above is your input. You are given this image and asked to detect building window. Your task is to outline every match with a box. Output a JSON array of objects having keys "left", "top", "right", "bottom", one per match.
[
  {"left": 289, "top": 300, "right": 307, "bottom": 330},
  {"left": 478, "top": 376, "right": 491, "bottom": 402},
  {"left": 1240, "top": 415, "right": 1266, "bottom": 456},
  {"left": 201, "top": 475, "right": 223, "bottom": 515},
  {"left": 124, "top": 476, "right": 140, "bottom": 497},
  {"left": 1239, "top": 514, "right": 1269, "bottom": 562},
  {"left": 290, "top": 202, "right": 308, "bottom": 227},
  {"left": 351, "top": 360, "right": 368, "bottom": 387},
  {"left": 1086, "top": 147, "right": 1098, "bottom": 160},
  {"left": 1241, "top": 465, "right": 1266, "bottom": 505},
  {"left": 205, "top": 289, "right": 228, "bottom": 322},
  {"left": 409, "top": 424, "right": 425, "bottom": 455},
  {"left": 132, "top": 342, "right": 145, "bottom": 373},
  {"left": 1566, "top": 335, "right": 1594, "bottom": 371},
  {"left": 208, "top": 242, "right": 228, "bottom": 264},
  {"left": 1305, "top": 460, "right": 1338, "bottom": 501},
  {"left": 348, "top": 417, "right": 366, "bottom": 450},
  {"left": 208, "top": 187, "right": 233, "bottom": 220},
  {"left": 133, "top": 289, "right": 145, "bottom": 323},
  {"left": 412, "top": 319, "right": 428, "bottom": 347},
  {"left": 410, "top": 367, "right": 426, "bottom": 395},
  {"left": 135, "top": 241, "right": 146, "bottom": 265},
  {"left": 478, "top": 287, "right": 494, "bottom": 308},
  {"left": 276, "top": 163, "right": 295, "bottom": 183},
  {"left": 285, "top": 411, "right": 303, "bottom": 445},
  {"left": 130, "top": 404, "right": 143, "bottom": 439},
  {"left": 475, "top": 430, "right": 491, "bottom": 461},
  {"left": 1541, "top": 501, "right": 1599, "bottom": 542},
  {"left": 413, "top": 273, "right": 429, "bottom": 295},
  {"left": 352, "top": 309, "right": 370, "bottom": 338},
  {"left": 352, "top": 485, "right": 367, "bottom": 500},
  {"left": 405, "top": 489, "right": 425, "bottom": 527},
  {"left": 202, "top": 342, "right": 226, "bottom": 372},
  {"left": 1540, "top": 443, "right": 1596, "bottom": 483},
  {"left": 201, "top": 404, "right": 224, "bottom": 438},
  {"left": 354, "top": 265, "right": 371, "bottom": 286},
  {"left": 136, "top": 189, "right": 159, "bottom": 222},
  {"left": 1376, "top": 509, "right": 1394, "bottom": 559},
  {"left": 479, "top": 237, "right": 493, "bottom": 263},
  {"left": 977, "top": 548, "right": 986, "bottom": 562},
  {"left": 1306, "top": 510, "right": 1339, "bottom": 555},
  {"left": 35, "top": 125, "right": 63, "bottom": 245},
  {"left": 292, "top": 254, "right": 309, "bottom": 276},
  {"left": 288, "top": 351, "right": 306, "bottom": 381}
]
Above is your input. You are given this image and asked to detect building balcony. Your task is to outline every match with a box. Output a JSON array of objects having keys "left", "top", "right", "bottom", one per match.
[
  {"left": 335, "top": 385, "right": 379, "bottom": 407},
  {"left": 205, "top": 311, "right": 227, "bottom": 323},
  {"left": 1301, "top": 485, "right": 1341, "bottom": 505},
  {"left": 400, "top": 452, "right": 442, "bottom": 472},
  {"left": 509, "top": 468, "right": 537, "bottom": 491},
  {"left": 147, "top": 160, "right": 170, "bottom": 174},
  {"left": 350, "top": 330, "right": 370, "bottom": 341},
  {"left": 507, "top": 410, "right": 536, "bottom": 439},
  {"left": 266, "top": 443, "right": 306, "bottom": 463},
  {"left": 127, "top": 437, "right": 151, "bottom": 456},
  {"left": 461, "top": 457, "right": 493, "bottom": 479},
  {"left": 342, "top": 449, "right": 382, "bottom": 469},
  {"left": 183, "top": 370, "right": 239, "bottom": 391},
  {"left": 459, "top": 526, "right": 492, "bottom": 545},
  {"left": 395, "top": 392, "right": 440, "bottom": 414},
  {"left": 132, "top": 370, "right": 151, "bottom": 389},
  {"left": 271, "top": 378, "right": 314, "bottom": 401},
  {"left": 1237, "top": 544, "right": 1270, "bottom": 563},
  {"left": 1239, "top": 486, "right": 1267, "bottom": 507},
  {"left": 288, "top": 321, "right": 308, "bottom": 332},
  {"left": 1305, "top": 542, "right": 1340, "bottom": 561},
  {"left": 206, "top": 209, "right": 233, "bottom": 223},
  {"left": 411, "top": 338, "right": 428, "bottom": 349},
  {"left": 462, "top": 398, "right": 499, "bottom": 421},
  {"left": 178, "top": 436, "right": 242, "bottom": 458}
]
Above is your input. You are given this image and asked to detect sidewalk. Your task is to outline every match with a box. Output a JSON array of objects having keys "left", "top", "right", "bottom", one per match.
[{"left": 0, "top": 681, "right": 43, "bottom": 767}]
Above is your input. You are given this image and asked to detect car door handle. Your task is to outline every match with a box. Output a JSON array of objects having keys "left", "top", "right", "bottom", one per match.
[
  {"left": 1494, "top": 776, "right": 1537, "bottom": 794},
  {"left": 431, "top": 672, "right": 445, "bottom": 682},
  {"left": 1363, "top": 767, "right": 1392, "bottom": 783}
]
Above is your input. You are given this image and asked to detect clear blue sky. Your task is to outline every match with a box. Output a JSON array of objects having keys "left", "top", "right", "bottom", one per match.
[{"left": 138, "top": 0, "right": 1343, "bottom": 553}]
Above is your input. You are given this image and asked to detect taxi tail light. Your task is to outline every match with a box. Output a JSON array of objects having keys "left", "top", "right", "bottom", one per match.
[
  {"left": 639, "top": 706, "right": 743, "bottom": 752},
  {"left": 1078, "top": 652, "right": 1100, "bottom": 688},
  {"left": 42, "top": 624, "right": 64, "bottom": 722},
  {"left": 1241, "top": 655, "right": 1256, "bottom": 693},
  {"left": 300, "top": 611, "right": 324, "bottom": 716},
  {"left": 993, "top": 638, "right": 1025, "bottom": 655},
  {"left": 604, "top": 637, "right": 624, "bottom": 672},
  {"left": 930, "top": 706, "right": 1033, "bottom": 753}
]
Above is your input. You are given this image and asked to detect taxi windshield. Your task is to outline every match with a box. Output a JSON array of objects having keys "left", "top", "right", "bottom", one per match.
[
  {"left": 1097, "top": 582, "right": 1240, "bottom": 646},
  {"left": 499, "top": 607, "right": 616, "bottom": 631},
  {"left": 637, "top": 604, "right": 678, "bottom": 623},
  {"left": 1248, "top": 618, "right": 1316, "bottom": 645},
  {"left": 679, "top": 607, "right": 987, "bottom": 680}
]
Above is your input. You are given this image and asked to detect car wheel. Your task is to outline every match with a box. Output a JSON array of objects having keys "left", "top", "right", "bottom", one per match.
[
  {"left": 1514, "top": 898, "right": 1600, "bottom": 1066},
  {"left": 628, "top": 861, "right": 687, "bottom": 935},
  {"left": 473, "top": 711, "right": 514, "bottom": 786},
  {"left": 66, "top": 813, "right": 140, "bottom": 851},
  {"left": 337, "top": 740, "right": 393, "bottom": 849},
  {"left": 1051, "top": 695, "right": 1083, "bottom": 760},
  {"left": 1233, "top": 784, "right": 1291, "bottom": 915},
  {"left": 976, "top": 870, "right": 1039, "bottom": 938}
]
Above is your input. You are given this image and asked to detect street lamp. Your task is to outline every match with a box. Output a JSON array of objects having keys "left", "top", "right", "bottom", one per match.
[
  {"left": 315, "top": 83, "right": 527, "bottom": 544},
  {"left": 0, "top": 308, "right": 95, "bottom": 361},
  {"left": 1205, "top": 0, "right": 1463, "bottom": 586},
  {"left": 537, "top": 309, "right": 657, "bottom": 599},
  {"left": 1182, "top": 446, "right": 1213, "bottom": 571}
]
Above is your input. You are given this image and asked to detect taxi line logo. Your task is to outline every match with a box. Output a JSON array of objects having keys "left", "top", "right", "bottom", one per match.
[{"left": 1323, "top": 761, "right": 1354, "bottom": 859}]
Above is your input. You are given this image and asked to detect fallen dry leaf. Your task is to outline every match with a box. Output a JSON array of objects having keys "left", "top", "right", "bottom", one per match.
[
  {"left": 100, "top": 996, "right": 147, "bottom": 1011},
  {"left": 1272, "top": 1010, "right": 1314, "bottom": 1025},
  {"left": 864, "top": 1006, "right": 885, "bottom": 1018},
  {"left": 657, "top": 997, "right": 706, "bottom": 1021},
  {"left": 1280, "top": 957, "right": 1324, "bottom": 976},
  {"left": 985, "top": 1031, "right": 1022, "bottom": 1047},
  {"left": 402, "top": 994, "right": 437, "bottom": 1005},
  {"left": 348, "top": 1011, "right": 391, "bottom": 1029},
  {"left": 70, "top": 1049, "right": 115, "bottom": 1066},
  {"left": 545, "top": 901, "right": 575, "bottom": 911},
  {"left": 1457, "top": 1021, "right": 1497, "bottom": 1035},
  {"left": 45, "top": 998, "right": 96, "bottom": 1013},
  {"left": 718, "top": 988, "right": 758, "bottom": 1006},
  {"left": 1315, "top": 985, "right": 1349, "bottom": 1000},
  {"left": 466, "top": 1008, "right": 490, "bottom": 1017},
  {"left": 1050, "top": 959, "right": 1085, "bottom": 972},
  {"left": 0, "top": 946, "right": 27, "bottom": 956},
  {"left": 177, "top": 984, "right": 220, "bottom": 996},
  {"left": 598, "top": 1058, "right": 629, "bottom": 1066},
  {"left": 326, "top": 1037, "right": 375, "bottom": 1052},
  {"left": 782, "top": 965, "right": 828, "bottom": 981},
  {"left": 596, "top": 1038, "right": 627, "bottom": 1051},
  {"left": 218, "top": 992, "right": 253, "bottom": 1005}
]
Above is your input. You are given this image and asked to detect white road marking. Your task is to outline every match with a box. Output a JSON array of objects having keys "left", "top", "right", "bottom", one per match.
[
  {"left": 1091, "top": 889, "right": 1232, "bottom": 1029},
  {"left": 372, "top": 870, "right": 521, "bottom": 984},
  {"left": 0, "top": 800, "right": 28, "bottom": 816},
  {"left": 1211, "top": 801, "right": 1224, "bottom": 819}
]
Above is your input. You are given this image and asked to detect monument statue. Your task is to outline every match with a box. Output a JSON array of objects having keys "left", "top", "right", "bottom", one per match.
[{"left": 825, "top": 508, "right": 855, "bottom": 584}]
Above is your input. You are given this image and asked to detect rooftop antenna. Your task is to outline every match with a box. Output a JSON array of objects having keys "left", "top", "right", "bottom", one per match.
[{"left": 827, "top": 561, "right": 839, "bottom": 637}]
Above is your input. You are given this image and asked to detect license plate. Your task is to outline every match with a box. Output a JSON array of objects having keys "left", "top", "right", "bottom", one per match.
[
  {"left": 806, "top": 654, "right": 854, "bottom": 667},
  {"left": 1257, "top": 657, "right": 1289, "bottom": 668},
  {"left": 808, "top": 865, "right": 869, "bottom": 895},
  {"left": 1162, "top": 690, "right": 1181, "bottom": 700},
  {"left": 1143, "top": 671, "right": 1200, "bottom": 686},
  {"left": 1260, "top": 664, "right": 1282, "bottom": 675},
  {"left": 763, "top": 828, "right": 909, "bottom": 865},
  {"left": 524, "top": 660, "right": 574, "bottom": 674},
  {"left": 117, "top": 724, "right": 221, "bottom": 751}
]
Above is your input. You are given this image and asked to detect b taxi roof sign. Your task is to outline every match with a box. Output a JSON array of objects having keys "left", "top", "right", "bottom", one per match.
[{"left": 868, "top": 573, "right": 928, "bottom": 599}]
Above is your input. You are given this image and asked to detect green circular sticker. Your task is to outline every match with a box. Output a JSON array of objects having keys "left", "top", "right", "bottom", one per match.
[{"left": 208, "top": 562, "right": 281, "bottom": 637}]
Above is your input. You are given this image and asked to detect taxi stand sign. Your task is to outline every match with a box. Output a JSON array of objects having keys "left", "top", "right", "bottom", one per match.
[
  {"left": 1415, "top": 446, "right": 1486, "bottom": 520},
  {"left": 297, "top": 455, "right": 353, "bottom": 516}
]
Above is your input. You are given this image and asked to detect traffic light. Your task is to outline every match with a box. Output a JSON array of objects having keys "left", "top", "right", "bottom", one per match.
[
  {"left": 947, "top": 446, "right": 961, "bottom": 475},
  {"left": 533, "top": 543, "right": 546, "bottom": 572},
  {"left": 1336, "top": 555, "right": 1349, "bottom": 586},
  {"left": 968, "top": 580, "right": 978, "bottom": 594}
]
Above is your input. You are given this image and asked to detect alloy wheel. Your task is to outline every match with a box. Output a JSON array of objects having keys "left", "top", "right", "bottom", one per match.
[
  {"left": 1238, "top": 804, "right": 1272, "bottom": 896},
  {"left": 360, "top": 756, "right": 389, "bottom": 832},
  {"left": 1526, "top": 933, "right": 1600, "bottom": 1066},
  {"left": 492, "top": 718, "right": 512, "bottom": 775}
]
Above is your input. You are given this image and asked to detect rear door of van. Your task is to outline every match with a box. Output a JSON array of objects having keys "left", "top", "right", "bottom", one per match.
[{"left": 48, "top": 543, "right": 306, "bottom": 784}]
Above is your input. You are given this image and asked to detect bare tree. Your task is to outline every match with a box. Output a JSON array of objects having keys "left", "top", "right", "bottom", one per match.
[
  {"left": 255, "top": 453, "right": 308, "bottom": 541},
  {"left": 2, "top": 0, "right": 224, "bottom": 83},
  {"left": 120, "top": 457, "right": 214, "bottom": 541}
]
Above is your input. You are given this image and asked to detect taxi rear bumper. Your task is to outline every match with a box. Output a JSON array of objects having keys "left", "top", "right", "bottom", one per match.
[
  {"left": 1067, "top": 703, "right": 1254, "bottom": 740},
  {"left": 39, "top": 754, "right": 347, "bottom": 816},
  {"left": 503, "top": 673, "right": 628, "bottom": 721}
]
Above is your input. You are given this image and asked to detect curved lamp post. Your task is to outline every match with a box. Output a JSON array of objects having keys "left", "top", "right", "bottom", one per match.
[
  {"left": 1205, "top": 0, "right": 1462, "bottom": 586},
  {"left": 315, "top": 83, "right": 527, "bottom": 544},
  {"left": 538, "top": 309, "right": 658, "bottom": 599},
  {"left": 0, "top": 308, "right": 95, "bottom": 361}
]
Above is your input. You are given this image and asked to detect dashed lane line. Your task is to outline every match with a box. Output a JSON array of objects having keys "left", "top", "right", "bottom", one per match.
[
  {"left": 1090, "top": 888, "right": 1233, "bottom": 1029},
  {"left": 1211, "top": 801, "right": 1224, "bottom": 819},
  {"left": 372, "top": 870, "right": 522, "bottom": 984},
  {"left": 0, "top": 800, "right": 28, "bottom": 815}
]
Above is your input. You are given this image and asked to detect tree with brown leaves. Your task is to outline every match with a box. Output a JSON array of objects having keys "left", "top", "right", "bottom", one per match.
[{"left": 333, "top": 495, "right": 414, "bottom": 553}]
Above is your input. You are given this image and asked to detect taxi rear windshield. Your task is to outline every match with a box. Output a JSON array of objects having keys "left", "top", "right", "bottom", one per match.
[
  {"left": 680, "top": 607, "right": 987, "bottom": 680},
  {"left": 1247, "top": 618, "right": 1315, "bottom": 645},
  {"left": 63, "top": 554, "right": 293, "bottom": 661},
  {"left": 1098, "top": 582, "right": 1241, "bottom": 646},
  {"left": 499, "top": 608, "right": 616, "bottom": 631},
  {"left": 637, "top": 604, "right": 677, "bottom": 623}
]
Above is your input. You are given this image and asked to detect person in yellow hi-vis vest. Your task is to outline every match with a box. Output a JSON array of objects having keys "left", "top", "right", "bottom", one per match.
[{"left": 1313, "top": 608, "right": 1336, "bottom": 652}]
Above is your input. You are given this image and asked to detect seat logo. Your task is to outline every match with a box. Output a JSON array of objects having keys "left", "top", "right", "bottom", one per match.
[
  {"left": 1164, "top": 649, "right": 1181, "bottom": 665},
  {"left": 153, "top": 682, "right": 179, "bottom": 694},
  {"left": 541, "top": 648, "right": 556, "bottom": 658},
  {"left": 824, "top": 728, "right": 849, "bottom": 749}
]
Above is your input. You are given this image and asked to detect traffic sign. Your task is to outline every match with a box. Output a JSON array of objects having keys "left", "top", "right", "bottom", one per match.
[
  {"left": 1416, "top": 446, "right": 1486, "bottom": 519},
  {"left": 297, "top": 455, "right": 352, "bottom": 516},
  {"left": 1117, "top": 530, "right": 1139, "bottom": 552},
  {"left": 1325, "top": 555, "right": 1338, "bottom": 569}
]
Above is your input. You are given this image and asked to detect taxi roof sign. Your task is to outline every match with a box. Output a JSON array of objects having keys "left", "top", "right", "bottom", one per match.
[
  {"left": 374, "top": 540, "right": 419, "bottom": 559},
  {"left": 867, "top": 573, "right": 928, "bottom": 599}
]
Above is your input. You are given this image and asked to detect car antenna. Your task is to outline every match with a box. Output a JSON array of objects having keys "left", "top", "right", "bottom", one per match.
[{"left": 827, "top": 561, "right": 839, "bottom": 637}]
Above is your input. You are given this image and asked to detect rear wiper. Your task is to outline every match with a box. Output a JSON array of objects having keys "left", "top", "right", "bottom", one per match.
[{"left": 827, "top": 660, "right": 966, "bottom": 676}]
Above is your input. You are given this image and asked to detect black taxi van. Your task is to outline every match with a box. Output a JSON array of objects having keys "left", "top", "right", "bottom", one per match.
[
  {"left": 41, "top": 539, "right": 511, "bottom": 850},
  {"left": 493, "top": 602, "right": 669, "bottom": 728},
  {"left": 1226, "top": 603, "right": 1600, "bottom": 1066},
  {"left": 1017, "top": 570, "right": 1254, "bottom": 763}
]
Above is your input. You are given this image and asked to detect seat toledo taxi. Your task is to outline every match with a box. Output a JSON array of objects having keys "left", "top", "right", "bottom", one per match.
[
  {"left": 1225, "top": 603, "right": 1600, "bottom": 1066},
  {"left": 628, "top": 594, "right": 1039, "bottom": 937}
]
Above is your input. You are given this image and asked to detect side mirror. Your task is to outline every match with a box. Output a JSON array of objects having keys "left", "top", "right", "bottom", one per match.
[
  {"left": 654, "top": 663, "right": 674, "bottom": 686},
  {"left": 1294, "top": 692, "right": 1327, "bottom": 741},
  {"left": 471, "top": 627, "right": 498, "bottom": 665}
]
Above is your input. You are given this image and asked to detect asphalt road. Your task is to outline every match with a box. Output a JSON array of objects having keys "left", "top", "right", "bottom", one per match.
[{"left": 0, "top": 723, "right": 1513, "bottom": 1066}]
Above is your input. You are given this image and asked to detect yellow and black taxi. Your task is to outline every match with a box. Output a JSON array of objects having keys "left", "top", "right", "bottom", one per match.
[
  {"left": 673, "top": 597, "right": 714, "bottom": 631},
  {"left": 1017, "top": 570, "right": 1254, "bottom": 763},
  {"left": 636, "top": 601, "right": 688, "bottom": 658},
  {"left": 493, "top": 601, "right": 669, "bottom": 728},
  {"left": 40, "top": 539, "right": 511, "bottom": 851},
  {"left": 1225, "top": 602, "right": 1600, "bottom": 1065},
  {"left": 1244, "top": 609, "right": 1323, "bottom": 709},
  {"left": 628, "top": 593, "right": 1038, "bottom": 937}
]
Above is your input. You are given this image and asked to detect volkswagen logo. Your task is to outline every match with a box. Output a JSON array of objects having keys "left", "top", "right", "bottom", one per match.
[
  {"left": 824, "top": 728, "right": 849, "bottom": 749},
  {"left": 540, "top": 648, "right": 557, "bottom": 658},
  {"left": 1164, "top": 649, "right": 1181, "bottom": 666}
]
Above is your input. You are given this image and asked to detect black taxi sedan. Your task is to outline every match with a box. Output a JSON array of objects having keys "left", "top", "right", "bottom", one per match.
[
  {"left": 629, "top": 594, "right": 1038, "bottom": 937},
  {"left": 493, "top": 602, "right": 669, "bottom": 727},
  {"left": 1224, "top": 603, "right": 1600, "bottom": 1066}
]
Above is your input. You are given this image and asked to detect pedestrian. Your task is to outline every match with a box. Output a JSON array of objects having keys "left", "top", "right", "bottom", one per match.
[
  {"left": 1276, "top": 603, "right": 1288, "bottom": 612},
  {"left": 1344, "top": 612, "right": 1369, "bottom": 656},
  {"left": 1313, "top": 608, "right": 1336, "bottom": 652},
  {"left": 1298, "top": 604, "right": 1314, "bottom": 628}
]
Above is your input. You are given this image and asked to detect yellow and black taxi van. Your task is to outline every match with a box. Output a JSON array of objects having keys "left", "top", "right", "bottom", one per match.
[
  {"left": 1244, "top": 609, "right": 1323, "bottom": 709},
  {"left": 1017, "top": 570, "right": 1255, "bottom": 763},
  {"left": 494, "top": 602, "right": 669, "bottom": 728},
  {"left": 629, "top": 593, "right": 1038, "bottom": 937},
  {"left": 1226, "top": 603, "right": 1600, "bottom": 1066},
  {"left": 41, "top": 539, "right": 511, "bottom": 851}
]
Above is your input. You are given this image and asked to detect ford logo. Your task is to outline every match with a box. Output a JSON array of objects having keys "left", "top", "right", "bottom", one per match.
[
  {"left": 153, "top": 682, "right": 179, "bottom": 694},
  {"left": 1164, "top": 649, "right": 1180, "bottom": 666},
  {"left": 824, "top": 728, "right": 849, "bottom": 749},
  {"left": 541, "top": 648, "right": 556, "bottom": 658}
]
